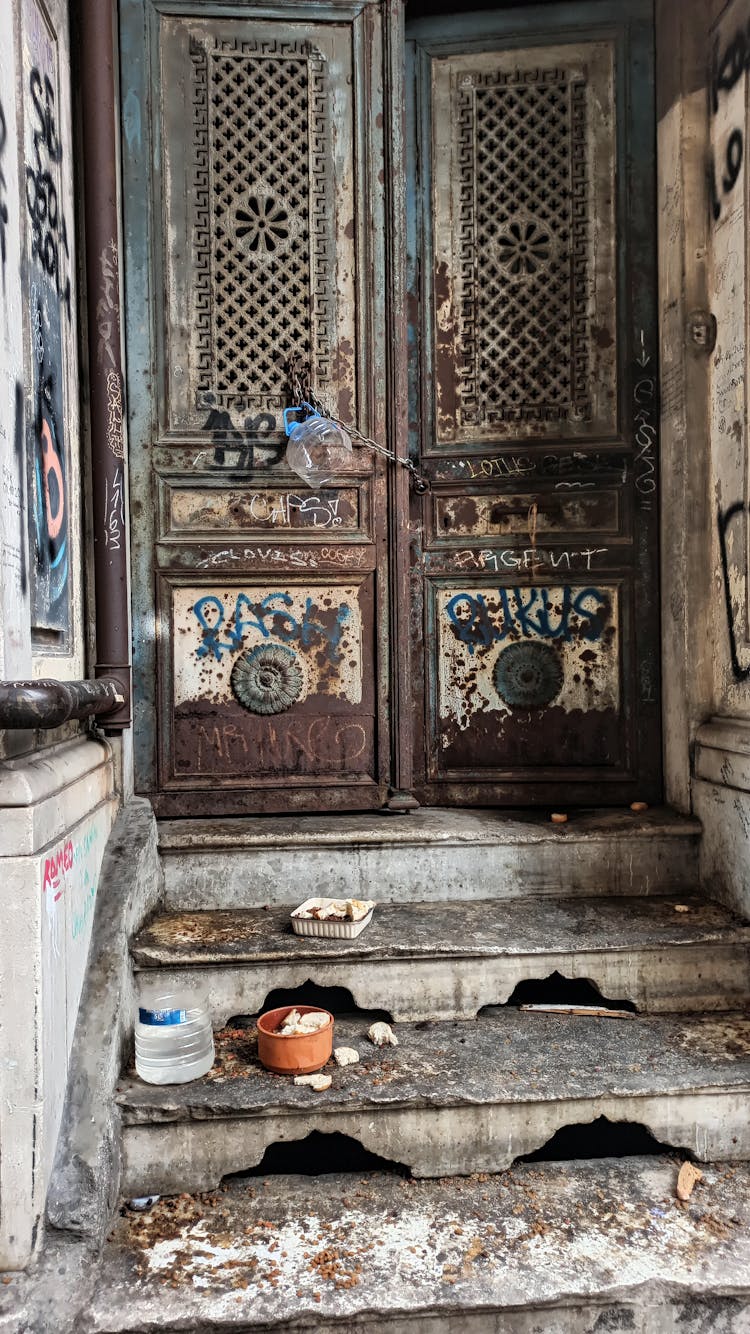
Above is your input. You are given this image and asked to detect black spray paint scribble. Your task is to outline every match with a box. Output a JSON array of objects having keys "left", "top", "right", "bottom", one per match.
[
  {"left": 0, "top": 100, "right": 9, "bottom": 285},
  {"left": 711, "top": 129, "right": 743, "bottom": 221},
  {"left": 717, "top": 501, "right": 750, "bottom": 681},
  {"left": 709, "top": 21, "right": 750, "bottom": 221},
  {"left": 201, "top": 402, "right": 285, "bottom": 470},
  {"left": 711, "top": 19, "right": 750, "bottom": 112},
  {"left": 25, "top": 68, "right": 71, "bottom": 319}
]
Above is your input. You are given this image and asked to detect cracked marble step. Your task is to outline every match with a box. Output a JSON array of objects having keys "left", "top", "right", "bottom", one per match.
[
  {"left": 82, "top": 1158, "right": 750, "bottom": 1333},
  {"left": 158, "top": 807, "right": 701, "bottom": 907},
  {"left": 116, "top": 1009, "right": 750, "bottom": 1195},
  {"left": 131, "top": 894, "right": 750, "bottom": 1022}
]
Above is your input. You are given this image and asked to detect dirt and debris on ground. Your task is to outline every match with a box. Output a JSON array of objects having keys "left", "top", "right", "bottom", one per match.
[
  {"left": 117, "top": 1010, "right": 750, "bottom": 1125},
  {"left": 81, "top": 1158, "right": 750, "bottom": 1331},
  {"left": 132, "top": 892, "right": 750, "bottom": 969}
]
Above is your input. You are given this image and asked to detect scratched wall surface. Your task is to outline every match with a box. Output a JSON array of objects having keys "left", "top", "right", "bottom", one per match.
[
  {"left": 710, "top": 0, "right": 750, "bottom": 711},
  {"left": 37, "top": 800, "right": 117, "bottom": 1186}
]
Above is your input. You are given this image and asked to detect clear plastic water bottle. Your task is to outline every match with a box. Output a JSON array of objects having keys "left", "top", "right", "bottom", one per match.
[
  {"left": 135, "top": 994, "right": 215, "bottom": 1085},
  {"left": 283, "top": 404, "right": 352, "bottom": 488}
]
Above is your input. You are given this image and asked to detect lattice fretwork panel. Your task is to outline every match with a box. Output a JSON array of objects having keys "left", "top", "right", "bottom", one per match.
[
  {"left": 457, "top": 69, "right": 589, "bottom": 428},
  {"left": 190, "top": 36, "right": 330, "bottom": 412}
]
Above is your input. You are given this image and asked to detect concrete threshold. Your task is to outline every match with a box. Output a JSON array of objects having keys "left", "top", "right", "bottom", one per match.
[
  {"left": 83, "top": 1158, "right": 750, "bottom": 1333},
  {"left": 158, "top": 807, "right": 701, "bottom": 907},
  {"left": 158, "top": 806, "right": 701, "bottom": 850},
  {"left": 116, "top": 1010, "right": 750, "bottom": 1195},
  {"left": 131, "top": 895, "right": 750, "bottom": 1021}
]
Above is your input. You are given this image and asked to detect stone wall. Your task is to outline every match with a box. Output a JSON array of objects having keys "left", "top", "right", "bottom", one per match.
[
  {"left": 694, "top": 0, "right": 750, "bottom": 916},
  {"left": 0, "top": 0, "right": 86, "bottom": 714},
  {"left": 0, "top": 741, "right": 117, "bottom": 1270},
  {"left": 0, "top": 0, "right": 123, "bottom": 1270},
  {"left": 657, "top": 0, "right": 750, "bottom": 918}
]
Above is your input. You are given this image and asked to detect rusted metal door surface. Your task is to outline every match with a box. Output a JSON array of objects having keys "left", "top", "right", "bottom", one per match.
[
  {"left": 406, "top": 1, "right": 661, "bottom": 805},
  {"left": 121, "top": 1, "right": 392, "bottom": 816}
]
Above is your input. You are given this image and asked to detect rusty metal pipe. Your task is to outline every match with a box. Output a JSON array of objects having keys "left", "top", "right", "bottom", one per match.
[
  {"left": 78, "top": 0, "right": 131, "bottom": 730},
  {"left": 0, "top": 679, "right": 124, "bottom": 729}
]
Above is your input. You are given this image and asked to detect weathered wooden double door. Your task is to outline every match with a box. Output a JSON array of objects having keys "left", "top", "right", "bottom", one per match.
[{"left": 121, "top": 0, "right": 660, "bottom": 816}]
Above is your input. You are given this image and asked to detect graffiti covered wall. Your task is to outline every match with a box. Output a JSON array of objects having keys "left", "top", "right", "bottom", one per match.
[
  {"left": 690, "top": 0, "right": 750, "bottom": 916},
  {"left": 22, "top": 0, "right": 76, "bottom": 643},
  {"left": 37, "top": 798, "right": 117, "bottom": 1187},
  {"left": 0, "top": 0, "right": 118, "bottom": 1272},
  {"left": 0, "top": 0, "right": 31, "bottom": 690},
  {"left": 1, "top": 0, "right": 84, "bottom": 702},
  {"left": 708, "top": 0, "right": 750, "bottom": 707}
]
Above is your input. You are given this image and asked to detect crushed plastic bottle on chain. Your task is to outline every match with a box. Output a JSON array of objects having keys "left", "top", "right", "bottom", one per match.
[{"left": 283, "top": 402, "right": 353, "bottom": 488}]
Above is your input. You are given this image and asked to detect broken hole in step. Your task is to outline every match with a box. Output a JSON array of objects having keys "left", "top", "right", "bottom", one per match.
[
  {"left": 518, "top": 1115, "right": 682, "bottom": 1163},
  {"left": 496, "top": 972, "right": 637, "bottom": 1013},
  {"left": 241, "top": 981, "right": 392, "bottom": 1023},
  {"left": 223, "top": 1130, "right": 411, "bottom": 1179}
]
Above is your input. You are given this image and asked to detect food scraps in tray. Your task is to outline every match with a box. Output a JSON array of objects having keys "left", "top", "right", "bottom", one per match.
[{"left": 291, "top": 898, "right": 375, "bottom": 923}]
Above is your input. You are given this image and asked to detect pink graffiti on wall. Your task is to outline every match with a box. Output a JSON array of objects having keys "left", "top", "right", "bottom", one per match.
[{"left": 42, "top": 839, "right": 73, "bottom": 902}]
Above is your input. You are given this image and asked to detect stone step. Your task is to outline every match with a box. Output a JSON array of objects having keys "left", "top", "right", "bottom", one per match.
[
  {"left": 131, "top": 894, "right": 750, "bottom": 1023},
  {"left": 83, "top": 1158, "right": 750, "bottom": 1333},
  {"left": 116, "top": 1009, "right": 750, "bottom": 1197},
  {"left": 157, "top": 807, "right": 701, "bottom": 908}
]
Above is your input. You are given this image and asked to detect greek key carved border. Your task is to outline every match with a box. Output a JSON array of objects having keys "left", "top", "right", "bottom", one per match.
[
  {"left": 455, "top": 66, "right": 592, "bottom": 429},
  {"left": 189, "top": 33, "right": 331, "bottom": 412},
  {"left": 189, "top": 36, "right": 211, "bottom": 400}
]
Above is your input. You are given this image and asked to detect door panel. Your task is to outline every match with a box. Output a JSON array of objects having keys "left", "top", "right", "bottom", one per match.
[
  {"left": 407, "top": 2, "right": 660, "bottom": 805},
  {"left": 430, "top": 41, "right": 618, "bottom": 445},
  {"left": 121, "top": 1, "right": 390, "bottom": 815}
]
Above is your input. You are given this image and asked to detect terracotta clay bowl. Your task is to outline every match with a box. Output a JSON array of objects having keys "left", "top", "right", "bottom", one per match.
[{"left": 257, "top": 1005, "right": 334, "bottom": 1075}]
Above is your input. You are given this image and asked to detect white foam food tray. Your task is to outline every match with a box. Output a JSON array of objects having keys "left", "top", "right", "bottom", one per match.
[{"left": 291, "top": 898, "right": 374, "bottom": 939}]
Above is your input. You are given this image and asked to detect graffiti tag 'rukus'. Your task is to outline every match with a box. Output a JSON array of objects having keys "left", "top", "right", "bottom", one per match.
[{"left": 445, "top": 586, "right": 611, "bottom": 654}]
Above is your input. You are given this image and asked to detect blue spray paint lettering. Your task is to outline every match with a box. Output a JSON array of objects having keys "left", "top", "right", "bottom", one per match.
[
  {"left": 193, "top": 592, "right": 351, "bottom": 662},
  {"left": 193, "top": 595, "right": 243, "bottom": 660},
  {"left": 445, "top": 587, "right": 610, "bottom": 655}
]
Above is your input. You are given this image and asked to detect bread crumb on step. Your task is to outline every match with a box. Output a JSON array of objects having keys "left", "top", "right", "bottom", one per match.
[
  {"left": 294, "top": 1073, "right": 332, "bottom": 1092},
  {"left": 368, "top": 1022, "right": 399, "bottom": 1047},
  {"left": 676, "top": 1161, "right": 703, "bottom": 1201},
  {"left": 334, "top": 1047, "right": 360, "bottom": 1066}
]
